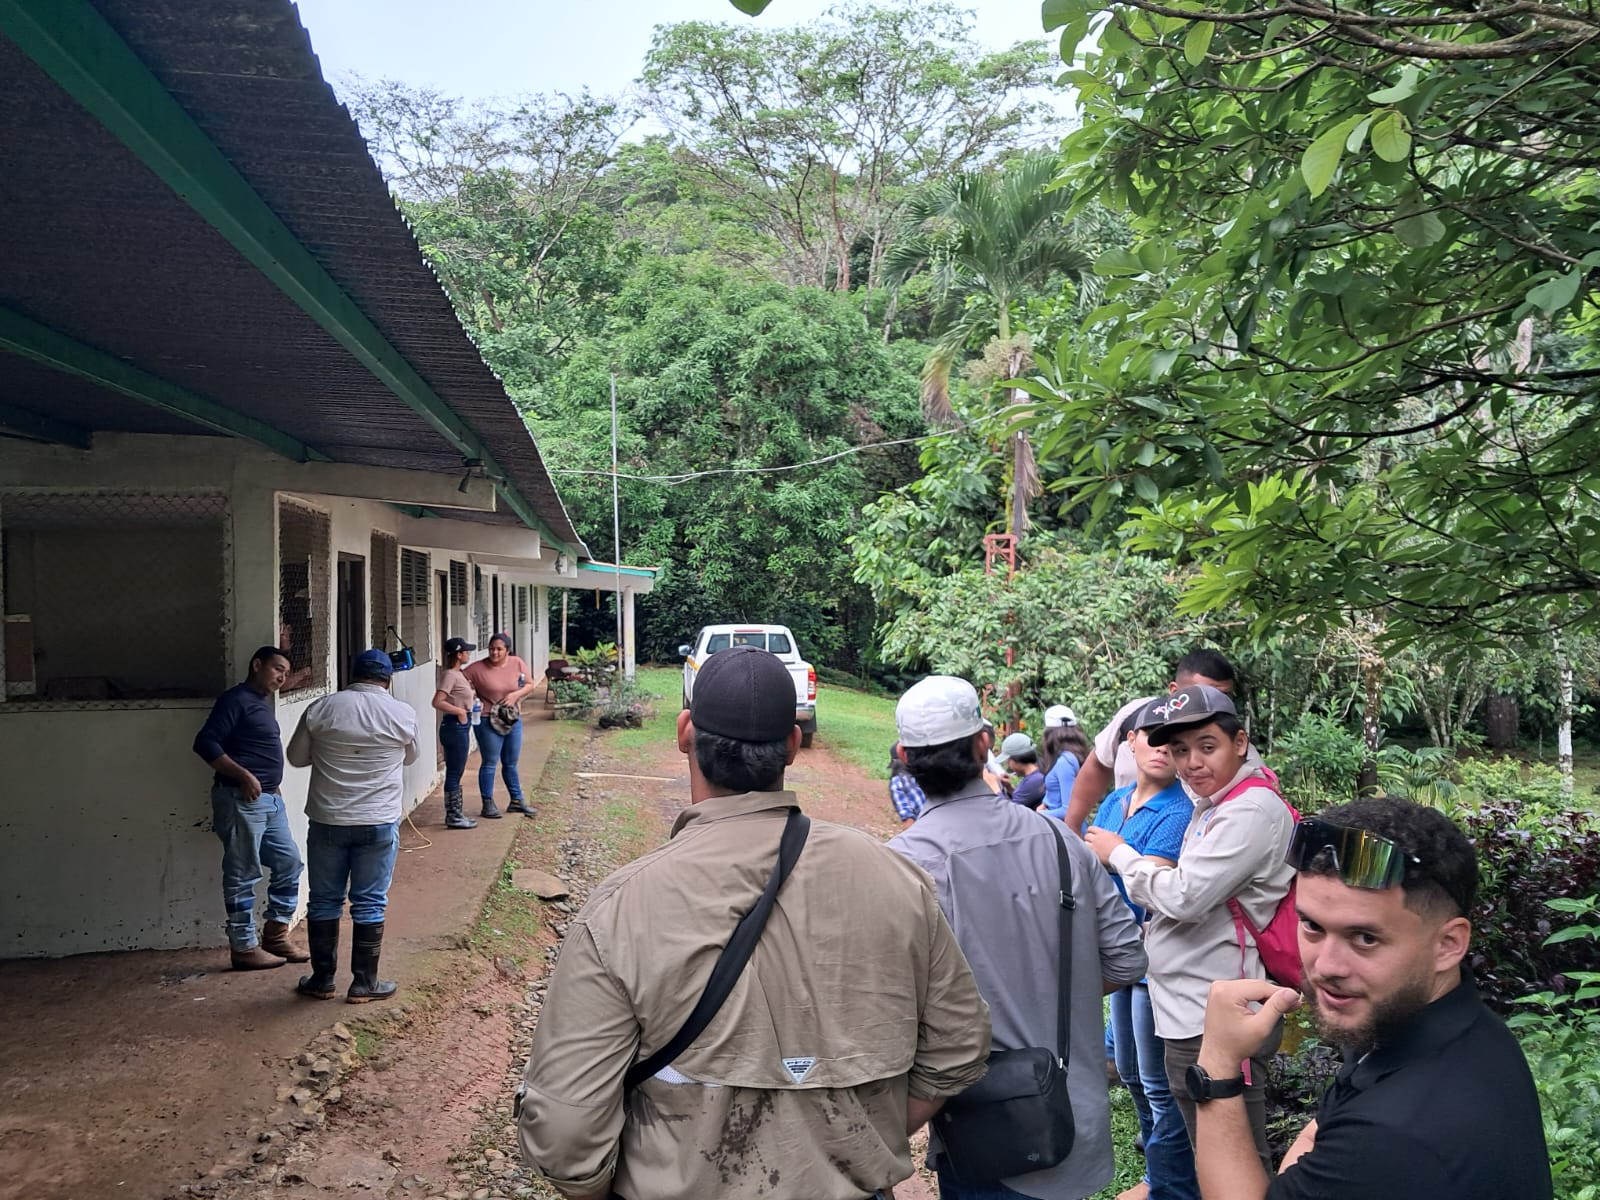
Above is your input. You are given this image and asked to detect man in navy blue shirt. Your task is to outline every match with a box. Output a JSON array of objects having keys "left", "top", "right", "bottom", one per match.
[{"left": 193, "top": 646, "right": 307, "bottom": 969}]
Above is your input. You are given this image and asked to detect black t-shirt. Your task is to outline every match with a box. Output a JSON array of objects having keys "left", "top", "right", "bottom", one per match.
[{"left": 1269, "top": 978, "right": 1551, "bottom": 1200}]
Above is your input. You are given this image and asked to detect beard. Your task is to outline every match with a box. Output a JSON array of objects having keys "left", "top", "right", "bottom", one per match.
[{"left": 1307, "top": 973, "right": 1435, "bottom": 1057}]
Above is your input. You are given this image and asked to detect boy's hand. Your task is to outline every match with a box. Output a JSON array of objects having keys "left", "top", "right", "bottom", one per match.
[{"left": 1084, "top": 825, "right": 1125, "bottom": 864}]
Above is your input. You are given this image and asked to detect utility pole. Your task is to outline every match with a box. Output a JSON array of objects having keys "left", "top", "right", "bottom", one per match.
[{"left": 611, "top": 374, "right": 624, "bottom": 665}]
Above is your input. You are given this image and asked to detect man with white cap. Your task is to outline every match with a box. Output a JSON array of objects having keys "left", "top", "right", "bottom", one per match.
[
  {"left": 518, "top": 648, "right": 992, "bottom": 1200},
  {"left": 888, "top": 675, "right": 1148, "bottom": 1200}
]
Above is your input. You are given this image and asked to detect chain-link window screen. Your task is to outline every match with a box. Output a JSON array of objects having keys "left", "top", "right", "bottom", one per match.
[
  {"left": 370, "top": 531, "right": 399, "bottom": 650},
  {"left": 0, "top": 490, "right": 227, "bottom": 703},
  {"left": 278, "top": 499, "right": 330, "bottom": 696},
  {"left": 400, "top": 547, "right": 431, "bottom": 660}
]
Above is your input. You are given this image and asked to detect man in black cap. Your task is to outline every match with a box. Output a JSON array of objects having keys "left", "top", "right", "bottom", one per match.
[{"left": 517, "top": 646, "right": 991, "bottom": 1200}]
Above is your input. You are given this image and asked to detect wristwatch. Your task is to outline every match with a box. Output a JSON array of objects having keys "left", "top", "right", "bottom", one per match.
[{"left": 1186, "top": 1063, "right": 1246, "bottom": 1102}]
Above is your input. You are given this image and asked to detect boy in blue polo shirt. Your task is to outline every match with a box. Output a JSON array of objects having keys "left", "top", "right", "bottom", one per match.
[{"left": 1092, "top": 699, "right": 1198, "bottom": 1200}]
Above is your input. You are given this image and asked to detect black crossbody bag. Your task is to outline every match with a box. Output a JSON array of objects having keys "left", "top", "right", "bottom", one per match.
[
  {"left": 934, "top": 817, "right": 1077, "bottom": 1182},
  {"left": 514, "top": 808, "right": 810, "bottom": 1118}
]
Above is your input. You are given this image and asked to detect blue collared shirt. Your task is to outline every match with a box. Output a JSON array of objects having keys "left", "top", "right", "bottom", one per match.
[
  {"left": 1094, "top": 780, "right": 1193, "bottom": 924},
  {"left": 193, "top": 682, "right": 284, "bottom": 789}
]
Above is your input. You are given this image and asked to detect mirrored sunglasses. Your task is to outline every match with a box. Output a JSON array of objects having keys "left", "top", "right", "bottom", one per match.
[{"left": 1285, "top": 816, "right": 1421, "bottom": 892}]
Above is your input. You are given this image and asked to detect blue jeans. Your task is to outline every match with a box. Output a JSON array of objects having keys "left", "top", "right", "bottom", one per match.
[
  {"left": 473, "top": 719, "right": 523, "bottom": 803},
  {"left": 306, "top": 820, "right": 400, "bottom": 924},
  {"left": 440, "top": 718, "right": 471, "bottom": 793},
  {"left": 211, "top": 784, "right": 303, "bottom": 952},
  {"left": 1112, "top": 984, "right": 1198, "bottom": 1200},
  {"left": 935, "top": 1163, "right": 1033, "bottom": 1199}
]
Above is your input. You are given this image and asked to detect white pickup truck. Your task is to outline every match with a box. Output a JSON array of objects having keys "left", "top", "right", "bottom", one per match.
[{"left": 678, "top": 623, "right": 818, "bottom": 748}]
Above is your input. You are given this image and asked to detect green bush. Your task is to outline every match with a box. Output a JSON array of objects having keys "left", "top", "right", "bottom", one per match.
[
  {"left": 1271, "top": 712, "right": 1364, "bottom": 811},
  {"left": 1507, "top": 898, "right": 1600, "bottom": 1200}
]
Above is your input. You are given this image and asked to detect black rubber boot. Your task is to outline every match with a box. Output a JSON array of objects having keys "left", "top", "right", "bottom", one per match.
[
  {"left": 295, "top": 919, "right": 340, "bottom": 999},
  {"left": 444, "top": 788, "right": 476, "bottom": 830},
  {"left": 479, "top": 796, "right": 503, "bottom": 819},
  {"left": 504, "top": 798, "right": 536, "bottom": 816},
  {"left": 346, "top": 922, "right": 397, "bottom": 1004}
]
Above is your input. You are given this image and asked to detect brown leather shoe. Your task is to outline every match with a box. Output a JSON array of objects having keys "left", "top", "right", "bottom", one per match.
[
  {"left": 231, "top": 945, "right": 287, "bottom": 970},
  {"left": 262, "top": 920, "right": 311, "bottom": 963}
]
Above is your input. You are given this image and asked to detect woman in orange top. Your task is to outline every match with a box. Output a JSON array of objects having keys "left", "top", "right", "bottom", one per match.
[{"left": 461, "top": 633, "right": 536, "bottom": 819}]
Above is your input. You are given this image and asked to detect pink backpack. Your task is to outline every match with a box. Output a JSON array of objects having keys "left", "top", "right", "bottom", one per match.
[{"left": 1216, "top": 768, "right": 1304, "bottom": 990}]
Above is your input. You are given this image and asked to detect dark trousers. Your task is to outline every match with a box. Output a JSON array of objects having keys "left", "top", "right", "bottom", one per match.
[
  {"left": 439, "top": 717, "right": 471, "bottom": 792},
  {"left": 1164, "top": 1024, "right": 1281, "bottom": 1176}
]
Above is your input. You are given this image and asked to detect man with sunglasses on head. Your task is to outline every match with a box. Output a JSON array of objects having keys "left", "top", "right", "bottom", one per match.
[{"left": 1191, "top": 796, "right": 1551, "bottom": 1200}]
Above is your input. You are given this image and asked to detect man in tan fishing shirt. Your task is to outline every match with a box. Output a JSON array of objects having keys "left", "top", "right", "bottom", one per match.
[{"left": 517, "top": 645, "right": 991, "bottom": 1200}]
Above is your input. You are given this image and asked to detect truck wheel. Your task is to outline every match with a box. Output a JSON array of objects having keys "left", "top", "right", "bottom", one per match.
[{"left": 800, "top": 726, "right": 815, "bottom": 749}]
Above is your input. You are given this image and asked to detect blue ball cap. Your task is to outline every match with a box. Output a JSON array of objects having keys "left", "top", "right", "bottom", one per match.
[{"left": 352, "top": 648, "right": 394, "bottom": 681}]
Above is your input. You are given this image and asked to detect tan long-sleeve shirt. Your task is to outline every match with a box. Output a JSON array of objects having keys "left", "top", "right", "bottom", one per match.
[{"left": 517, "top": 790, "right": 991, "bottom": 1200}]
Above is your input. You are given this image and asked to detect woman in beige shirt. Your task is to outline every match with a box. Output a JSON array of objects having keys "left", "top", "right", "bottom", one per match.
[
  {"left": 431, "top": 637, "right": 479, "bottom": 830},
  {"left": 462, "top": 633, "right": 537, "bottom": 819}
]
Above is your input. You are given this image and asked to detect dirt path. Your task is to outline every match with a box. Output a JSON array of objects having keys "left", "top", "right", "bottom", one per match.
[{"left": 206, "top": 722, "right": 936, "bottom": 1200}]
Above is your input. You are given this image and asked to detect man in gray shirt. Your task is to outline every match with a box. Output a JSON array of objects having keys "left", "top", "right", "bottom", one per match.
[
  {"left": 888, "top": 676, "right": 1148, "bottom": 1200},
  {"left": 286, "top": 648, "right": 419, "bottom": 1004}
]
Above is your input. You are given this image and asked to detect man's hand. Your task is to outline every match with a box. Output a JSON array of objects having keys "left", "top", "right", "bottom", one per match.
[
  {"left": 1198, "top": 978, "right": 1301, "bottom": 1074},
  {"left": 1084, "top": 825, "right": 1125, "bottom": 865},
  {"left": 240, "top": 772, "right": 263, "bottom": 802}
]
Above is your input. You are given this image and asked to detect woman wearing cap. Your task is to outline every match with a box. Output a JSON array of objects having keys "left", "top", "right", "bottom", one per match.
[
  {"left": 462, "top": 633, "right": 537, "bottom": 820},
  {"left": 1040, "top": 704, "right": 1091, "bottom": 824},
  {"left": 1001, "top": 731, "right": 1047, "bottom": 810},
  {"left": 431, "top": 637, "right": 479, "bottom": 831}
]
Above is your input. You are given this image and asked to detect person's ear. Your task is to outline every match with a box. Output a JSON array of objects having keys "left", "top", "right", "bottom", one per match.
[
  {"left": 1433, "top": 914, "right": 1472, "bottom": 973},
  {"left": 784, "top": 724, "right": 801, "bottom": 766},
  {"left": 1233, "top": 728, "right": 1250, "bottom": 757},
  {"left": 895, "top": 742, "right": 908, "bottom": 765},
  {"left": 676, "top": 709, "right": 694, "bottom": 756}
]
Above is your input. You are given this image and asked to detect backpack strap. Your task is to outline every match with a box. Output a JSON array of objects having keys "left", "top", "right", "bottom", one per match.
[{"left": 1213, "top": 768, "right": 1291, "bottom": 978}]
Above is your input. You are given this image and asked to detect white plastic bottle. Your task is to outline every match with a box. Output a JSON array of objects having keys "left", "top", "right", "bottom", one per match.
[{"left": 470, "top": 699, "right": 482, "bottom": 726}]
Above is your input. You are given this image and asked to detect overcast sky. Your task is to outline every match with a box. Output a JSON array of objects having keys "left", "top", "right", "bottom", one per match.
[{"left": 291, "top": 0, "right": 1056, "bottom": 103}]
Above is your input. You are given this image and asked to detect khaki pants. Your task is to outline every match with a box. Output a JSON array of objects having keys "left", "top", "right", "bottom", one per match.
[{"left": 1163, "top": 1022, "right": 1282, "bottom": 1175}]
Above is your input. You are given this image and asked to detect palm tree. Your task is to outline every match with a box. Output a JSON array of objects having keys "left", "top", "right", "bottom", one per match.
[{"left": 884, "top": 151, "right": 1095, "bottom": 537}]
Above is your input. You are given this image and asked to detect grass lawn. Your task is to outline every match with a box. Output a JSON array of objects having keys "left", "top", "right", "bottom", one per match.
[{"left": 599, "top": 663, "right": 901, "bottom": 779}]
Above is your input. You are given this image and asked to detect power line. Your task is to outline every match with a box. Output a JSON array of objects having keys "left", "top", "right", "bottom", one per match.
[{"left": 546, "top": 405, "right": 1033, "bottom": 485}]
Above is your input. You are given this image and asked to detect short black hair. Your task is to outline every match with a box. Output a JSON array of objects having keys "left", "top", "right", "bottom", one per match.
[
  {"left": 1007, "top": 748, "right": 1038, "bottom": 767},
  {"left": 1175, "top": 647, "right": 1235, "bottom": 685},
  {"left": 251, "top": 646, "right": 291, "bottom": 669},
  {"left": 1311, "top": 795, "right": 1477, "bottom": 919},
  {"left": 694, "top": 730, "right": 788, "bottom": 792},
  {"left": 904, "top": 734, "right": 984, "bottom": 795}
]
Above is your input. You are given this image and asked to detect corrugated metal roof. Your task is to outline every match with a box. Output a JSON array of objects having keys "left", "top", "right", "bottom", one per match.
[{"left": 0, "top": 0, "right": 585, "bottom": 551}]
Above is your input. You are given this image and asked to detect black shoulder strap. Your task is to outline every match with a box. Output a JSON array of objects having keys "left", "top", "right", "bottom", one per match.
[
  {"left": 624, "top": 807, "right": 810, "bottom": 1092},
  {"left": 1045, "top": 817, "right": 1075, "bottom": 1066}
]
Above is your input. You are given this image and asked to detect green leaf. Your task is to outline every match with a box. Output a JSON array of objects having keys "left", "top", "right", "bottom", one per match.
[
  {"left": 1526, "top": 268, "right": 1582, "bottom": 314},
  {"left": 1041, "top": 0, "right": 1076, "bottom": 32},
  {"left": 1368, "top": 65, "right": 1422, "bottom": 105},
  {"left": 1095, "top": 247, "right": 1145, "bottom": 276},
  {"left": 1183, "top": 20, "right": 1214, "bottom": 67},
  {"left": 1345, "top": 115, "right": 1375, "bottom": 154},
  {"left": 1544, "top": 926, "right": 1598, "bottom": 945},
  {"left": 1133, "top": 473, "right": 1161, "bottom": 503},
  {"left": 1394, "top": 209, "right": 1446, "bottom": 248},
  {"left": 1302, "top": 117, "right": 1361, "bottom": 198},
  {"left": 1370, "top": 110, "right": 1412, "bottom": 162}
]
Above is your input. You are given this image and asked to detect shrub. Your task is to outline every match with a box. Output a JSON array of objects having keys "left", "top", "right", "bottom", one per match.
[
  {"left": 596, "top": 678, "right": 657, "bottom": 729},
  {"left": 1507, "top": 898, "right": 1600, "bottom": 1200},
  {"left": 1271, "top": 712, "right": 1364, "bottom": 811},
  {"left": 550, "top": 679, "right": 596, "bottom": 719},
  {"left": 1443, "top": 792, "right": 1600, "bottom": 1011},
  {"left": 1263, "top": 1018, "right": 1342, "bottom": 1160}
]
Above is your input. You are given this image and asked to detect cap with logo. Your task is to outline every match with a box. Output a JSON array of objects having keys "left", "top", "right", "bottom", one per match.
[
  {"left": 443, "top": 636, "right": 477, "bottom": 656},
  {"left": 896, "top": 676, "right": 985, "bottom": 748},
  {"left": 1043, "top": 704, "right": 1077, "bottom": 728},
  {"left": 352, "top": 648, "right": 394, "bottom": 681},
  {"left": 690, "top": 645, "right": 799, "bottom": 743},
  {"left": 1000, "top": 732, "right": 1035, "bottom": 759},
  {"left": 1145, "top": 684, "right": 1237, "bottom": 746}
]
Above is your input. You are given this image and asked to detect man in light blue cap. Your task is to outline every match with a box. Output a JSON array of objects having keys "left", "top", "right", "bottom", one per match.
[{"left": 286, "top": 648, "right": 419, "bottom": 1004}]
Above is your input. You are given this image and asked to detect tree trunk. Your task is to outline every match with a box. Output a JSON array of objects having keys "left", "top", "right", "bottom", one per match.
[
  {"left": 1554, "top": 624, "right": 1574, "bottom": 795},
  {"left": 1483, "top": 695, "right": 1519, "bottom": 751},
  {"left": 1358, "top": 643, "right": 1384, "bottom": 794}
]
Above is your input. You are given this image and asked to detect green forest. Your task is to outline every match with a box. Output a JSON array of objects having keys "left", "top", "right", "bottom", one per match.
[{"left": 345, "top": 2, "right": 1599, "bottom": 1187}]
